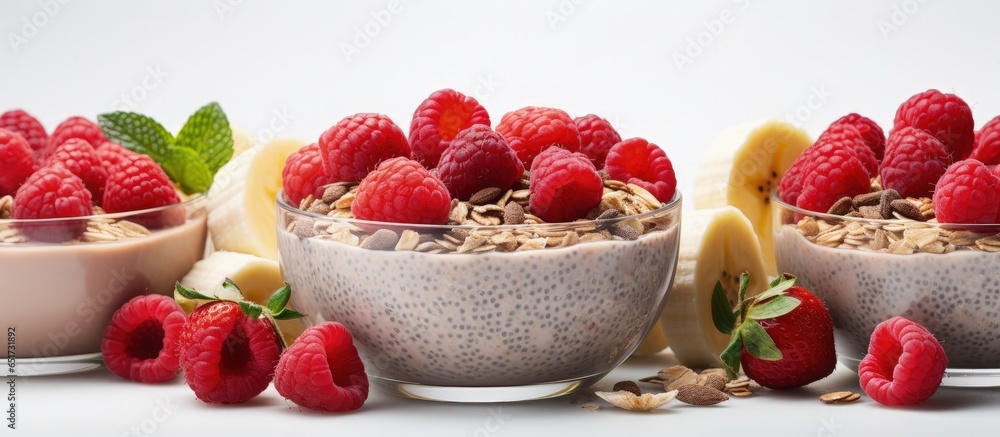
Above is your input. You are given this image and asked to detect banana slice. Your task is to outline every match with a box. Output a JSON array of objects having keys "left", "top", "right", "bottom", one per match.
[
  {"left": 631, "top": 321, "right": 669, "bottom": 356},
  {"left": 660, "top": 206, "right": 768, "bottom": 368},
  {"left": 207, "top": 138, "right": 306, "bottom": 260},
  {"left": 693, "top": 121, "right": 812, "bottom": 276},
  {"left": 231, "top": 129, "right": 256, "bottom": 157},
  {"left": 179, "top": 251, "right": 306, "bottom": 345}
]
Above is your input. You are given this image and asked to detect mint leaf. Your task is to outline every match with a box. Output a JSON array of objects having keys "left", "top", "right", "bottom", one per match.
[
  {"left": 175, "top": 102, "right": 233, "bottom": 173},
  {"left": 747, "top": 296, "right": 801, "bottom": 321},
  {"left": 711, "top": 281, "right": 736, "bottom": 335},
  {"left": 238, "top": 301, "right": 263, "bottom": 319},
  {"left": 175, "top": 282, "right": 215, "bottom": 301},
  {"left": 741, "top": 319, "right": 782, "bottom": 361},
  {"left": 98, "top": 111, "right": 174, "bottom": 161},
  {"left": 266, "top": 283, "right": 292, "bottom": 314},
  {"left": 720, "top": 332, "right": 743, "bottom": 380},
  {"left": 161, "top": 147, "right": 213, "bottom": 194}
]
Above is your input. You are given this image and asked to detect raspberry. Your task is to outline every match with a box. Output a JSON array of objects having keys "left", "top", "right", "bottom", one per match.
[
  {"left": 13, "top": 166, "right": 92, "bottom": 242},
  {"left": 496, "top": 107, "right": 581, "bottom": 168},
  {"left": 604, "top": 138, "right": 677, "bottom": 203},
  {"left": 274, "top": 322, "right": 369, "bottom": 412},
  {"left": 101, "top": 295, "right": 186, "bottom": 383},
  {"left": 794, "top": 139, "right": 872, "bottom": 213},
  {"left": 932, "top": 159, "right": 1000, "bottom": 224},
  {"left": 45, "top": 139, "right": 108, "bottom": 201},
  {"left": 351, "top": 157, "right": 451, "bottom": 224},
  {"left": 829, "top": 113, "right": 886, "bottom": 161},
  {"left": 282, "top": 143, "right": 334, "bottom": 207},
  {"left": 880, "top": 127, "right": 952, "bottom": 199},
  {"left": 778, "top": 149, "right": 814, "bottom": 205},
  {"left": 0, "top": 109, "right": 49, "bottom": 162},
  {"left": 179, "top": 301, "right": 281, "bottom": 404},
  {"left": 103, "top": 153, "right": 181, "bottom": 214},
  {"left": 319, "top": 113, "right": 410, "bottom": 183},
  {"left": 96, "top": 141, "right": 137, "bottom": 171},
  {"left": 48, "top": 116, "right": 108, "bottom": 150},
  {"left": 858, "top": 317, "right": 947, "bottom": 406},
  {"left": 816, "top": 123, "right": 879, "bottom": 177},
  {"left": 574, "top": 114, "right": 622, "bottom": 169},
  {"left": 893, "top": 89, "right": 975, "bottom": 160},
  {"left": 970, "top": 115, "right": 1000, "bottom": 165},
  {"left": 0, "top": 128, "right": 36, "bottom": 197},
  {"left": 529, "top": 147, "right": 603, "bottom": 223},
  {"left": 435, "top": 125, "right": 524, "bottom": 200},
  {"left": 409, "top": 89, "right": 490, "bottom": 168}
]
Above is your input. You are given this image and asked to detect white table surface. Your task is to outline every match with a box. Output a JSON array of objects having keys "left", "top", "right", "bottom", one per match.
[{"left": 3, "top": 0, "right": 1000, "bottom": 435}]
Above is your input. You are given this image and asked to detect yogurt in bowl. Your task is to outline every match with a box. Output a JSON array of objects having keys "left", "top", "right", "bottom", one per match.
[{"left": 276, "top": 188, "right": 681, "bottom": 402}]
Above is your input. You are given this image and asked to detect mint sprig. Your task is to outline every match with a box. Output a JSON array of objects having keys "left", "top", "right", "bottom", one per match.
[
  {"left": 712, "top": 272, "right": 802, "bottom": 379},
  {"left": 98, "top": 102, "right": 234, "bottom": 194},
  {"left": 174, "top": 279, "right": 306, "bottom": 348}
]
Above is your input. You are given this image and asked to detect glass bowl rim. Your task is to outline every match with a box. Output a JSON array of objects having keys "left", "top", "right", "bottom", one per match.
[
  {"left": 0, "top": 194, "right": 206, "bottom": 225},
  {"left": 277, "top": 189, "right": 682, "bottom": 232},
  {"left": 771, "top": 187, "right": 1000, "bottom": 230}
]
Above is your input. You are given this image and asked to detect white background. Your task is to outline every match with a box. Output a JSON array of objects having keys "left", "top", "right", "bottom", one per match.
[{"left": 3, "top": 0, "right": 1000, "bottom": 435}]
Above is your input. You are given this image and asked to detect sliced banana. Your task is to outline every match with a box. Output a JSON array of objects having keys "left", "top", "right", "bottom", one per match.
[
  {"left": 207, "top": 138, "right": 306, "bottom": 260},
  {"left": 631, "top": 321, "right": 669, "bottom": 356},
  {"left": 660, "top": 206, "right": 768, "bottom": 368},
  {"left": 179, "top": 251, "right": 306, "bottom": 345},
  {"left": 693, "top": 121, "right": 812, "bottom": 276},
  {"left": 231, "top": 129, "right": 256, "bottom": 157}
]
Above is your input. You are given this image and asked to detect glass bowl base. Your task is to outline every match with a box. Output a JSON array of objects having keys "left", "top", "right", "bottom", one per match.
[
  {"left": 839, "top": 357, "right": 1000, "bottom": 387},
  {"left": 372, "top": 372, "right": 607, "bottom": 403},
  {"left": 12, "top": 353, "right": 103, "bottom": 376}
]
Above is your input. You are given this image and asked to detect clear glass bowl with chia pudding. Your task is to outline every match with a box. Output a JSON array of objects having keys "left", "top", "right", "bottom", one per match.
[
  {"left": 0, "top": 196, "right": 208, "bottom": 376},
  {"left": 276, "top": 189, "right": 682, "bottom": 402},
  {"left": 772, "top": 190, "right": 1000, "bottom": 387}
]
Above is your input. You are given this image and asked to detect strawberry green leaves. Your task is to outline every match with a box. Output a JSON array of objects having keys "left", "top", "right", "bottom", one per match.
[
  {"left": 712, "top": 272, "right": 801, "bottom": 379},
  {"left": 98, "top": 102, "right": 233, "bottom": 195},
  {"left": 173, "top": 279, "right": 305, "bottom": 348}
]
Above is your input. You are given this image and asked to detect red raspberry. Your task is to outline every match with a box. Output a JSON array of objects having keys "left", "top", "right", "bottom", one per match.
[
  {"left": 0, "top": 109, "right": 49, "bottom": 162},
  {"left": 529, "top": 147, "right": 603, "bottom": 223},
  {"left": 816, "top": 123, "right": 879, "bottom": 177},
  {"left": 179, "top": 301, "right": 281, "bottom": 404},
  {"left": 880, "top": 127, "right": 952, "bottom": 199},
  {"left": 351, "top": 157, "right": 451, "bottom": 224},
  {"left": 409, "top": 89, "right": 490, "bottom": 168},
  {"left": 101, "top": 295, "right": 186, "bottom": 383},
  {"left": 893, "top": 89, "right": 975, "bottom": 160},
  {"left": 574, "top": 114, "right": 622, "bottom": 169},
  {"left": 604, "top": 138, "right": 677, "bottom": 203},
  {"left": 778, "top": 149, "right": 814, "bottom": 206},
  {"left": 496, "top": 107, "right": 581, "bottom": 168},
  {"left": 48, "top": 116, "right": 108, "bottom": 151},
  {"left": 970, "top": 115, "right": 1000, "bottom": 165},
  {"left": 96, "top": 141, "right": 138, "bottom": 172},
  {"left": 13, "top": 166, "right": 92, "bottom": 242},
  {"left": 274, "top": 322, "right": 369, "bottom": 412},
  {"left": 0, "top": 128, "right": 36, "bottom": 196},
  {"left": 319, "top": 113, "right": 410, "bottom": 183},
  {"left": 103, "top": 153, "right": 181, "bottom": 214},
  {"left": 282, "top": 143, "right": 334, "bottom": 207},
  {"left": 435, "top": 125, "right": 524, "bottom": 200},
  {"left": 933, "top": 159, "right": 1000, "bottom": 224},
  {"left": 794, "top": 139, "right": 872, "bottom": 213},
  {"left": 829, "top": 113, "right": 886, "bottom": 161},
  {"left": 45, "top": 139, "right": 108, "bottom": 201},
  {"left": 859, "top": 317, "right": 947, "bottom": 406}
]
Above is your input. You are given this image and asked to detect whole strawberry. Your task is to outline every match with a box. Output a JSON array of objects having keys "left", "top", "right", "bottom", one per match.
[
  {"left": 175, "top": 280, "right": 304, "bottom": 404},
  {"left": 712, "top": 273, "right": 836, "bottom": 389}
]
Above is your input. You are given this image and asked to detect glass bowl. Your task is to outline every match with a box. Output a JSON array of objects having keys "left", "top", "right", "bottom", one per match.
[
  {"left": 772, "top": 190, "right": 1000, "bottom": 387},
  {"left": 0, "top": 196, "right": 208, "bottom": 376},
  {"left": 276, "top": 191, "right": 682, "bottom": 402}
]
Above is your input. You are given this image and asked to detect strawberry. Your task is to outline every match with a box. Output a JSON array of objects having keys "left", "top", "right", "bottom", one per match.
[{"left": 712, "top": 273, "right": 836, "bottom": 389}]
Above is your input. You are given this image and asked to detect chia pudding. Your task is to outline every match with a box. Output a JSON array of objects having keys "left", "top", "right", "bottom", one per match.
[
  {"left": 0, "top": 198, "right": 207, "bottom": 359},
  {"left": 277, "top": 199, "right": 681, "bottom": 387},
  {"left": 773, "top": 212, "right": 1000, "bottom": 369}
]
